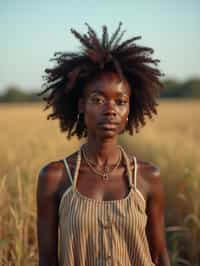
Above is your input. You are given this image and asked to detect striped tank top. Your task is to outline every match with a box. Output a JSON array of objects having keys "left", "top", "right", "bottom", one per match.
[{"left": 58, "top": 147, "right": 155, "bottom": 266}]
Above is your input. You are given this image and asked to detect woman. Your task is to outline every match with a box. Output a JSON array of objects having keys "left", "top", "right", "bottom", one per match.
[{"left": 37, "top": 23, "right": 170, "bottom": 266}]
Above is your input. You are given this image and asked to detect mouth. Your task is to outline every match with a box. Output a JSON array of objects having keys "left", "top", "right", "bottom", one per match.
[{"left": 98, "top": 122, "right": 119, "bottom": 130}]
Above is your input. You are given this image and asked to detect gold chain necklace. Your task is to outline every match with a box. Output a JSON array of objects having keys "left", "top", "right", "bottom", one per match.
[{"left": 81, "top": 144, "right": 122, "bottom": 182}]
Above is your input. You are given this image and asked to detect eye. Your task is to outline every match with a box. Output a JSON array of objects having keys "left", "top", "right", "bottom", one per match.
[
  {"left": 91, "top": 96, "right": 105, "bottom": 104},
  {"left": 115, "top": 99, "right": 128, "bottom": 105}
]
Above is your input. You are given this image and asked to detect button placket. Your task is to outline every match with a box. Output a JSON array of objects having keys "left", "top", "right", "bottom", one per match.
[
  {"left": 103, "top": 223, "right": 110, "bottom": 229},
  {"left": 105, "top": 208, "right": 113, "bottom": 265},
  {"left": 106, "top": 254, "right": 112, "bottom": 263},
  {"left": 103, "top": 216, "right": 112, "bottom": 230},
  {"left": 102, "top": 208, "right": 112, "bottom": 229}
]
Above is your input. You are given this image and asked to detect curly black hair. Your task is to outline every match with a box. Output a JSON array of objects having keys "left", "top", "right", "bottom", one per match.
[{"left": 38, "top": 22, "right": 164, "bottom": 139}]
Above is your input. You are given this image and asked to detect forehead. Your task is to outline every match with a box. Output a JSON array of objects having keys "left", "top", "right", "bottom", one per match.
[{"left": 84, "top": 72, "right": 131, "bottom": 97}]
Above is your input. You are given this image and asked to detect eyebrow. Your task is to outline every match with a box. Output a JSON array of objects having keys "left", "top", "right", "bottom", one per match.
[{"left": 89, "top": 90, "right": 129, "bottom": 97}]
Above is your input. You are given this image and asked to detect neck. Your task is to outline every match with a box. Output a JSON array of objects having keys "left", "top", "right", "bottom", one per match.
[{"left": 83, "top": 135, "right": 120, "bottom": 167}]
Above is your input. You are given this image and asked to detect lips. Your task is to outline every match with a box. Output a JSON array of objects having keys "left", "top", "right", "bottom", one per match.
[{"left": 98, "top": 120, "right": 119, "bottom": 130}]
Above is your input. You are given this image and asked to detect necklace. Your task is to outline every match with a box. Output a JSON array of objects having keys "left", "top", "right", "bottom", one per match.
[{"left": 81, "top": 144, "right": 122, "bottom": 182}]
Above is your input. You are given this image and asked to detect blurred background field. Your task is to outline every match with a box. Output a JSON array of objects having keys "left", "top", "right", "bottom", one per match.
[
  {"left": 0, "top": 100, "right": 199, "bottom": 265},
  {"left": 1, "top": 0, "right": 200, "bottom": 265}
]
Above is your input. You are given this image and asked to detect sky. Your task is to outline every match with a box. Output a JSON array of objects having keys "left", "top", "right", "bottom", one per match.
[{"left": 0, "top": 0, "right": 199, "bottom": 93}]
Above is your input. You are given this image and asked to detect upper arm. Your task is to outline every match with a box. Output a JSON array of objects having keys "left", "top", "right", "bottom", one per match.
[
  {"left": 36, "top": 162, "right": 63, "bottom": 266},
  {"left": 145, "top": 164, "right": 170, "bottom": 265}
]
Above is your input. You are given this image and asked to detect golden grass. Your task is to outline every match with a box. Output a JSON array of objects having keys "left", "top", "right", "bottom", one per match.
[
  {"left": 120, "top": 99, "right": 200, "bottom": 266},
  {"left": 0, "top": 100, "right": 199, "bottom": 265}
]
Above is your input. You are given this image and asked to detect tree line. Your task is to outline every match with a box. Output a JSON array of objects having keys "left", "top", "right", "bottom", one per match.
[{"left": 0, "top": 78, "right": 200, "bottom": 102}]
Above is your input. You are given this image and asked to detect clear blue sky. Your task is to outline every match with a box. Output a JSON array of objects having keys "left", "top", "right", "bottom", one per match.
[{"left": 0, "top": 0, "right": 199, "bottom": 93}]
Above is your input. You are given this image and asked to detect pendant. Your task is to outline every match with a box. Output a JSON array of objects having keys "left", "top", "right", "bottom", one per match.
[
  {"left": 102, "top": 173, "right": 109, "bottom": 182},
  {"left": 102, "top": 165, "right": 110, "bottom": 182}
]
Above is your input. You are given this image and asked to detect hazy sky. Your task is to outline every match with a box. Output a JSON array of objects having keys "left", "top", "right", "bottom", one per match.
[{"left": 0, "top": 0, "right": 199, "bottom": 93}]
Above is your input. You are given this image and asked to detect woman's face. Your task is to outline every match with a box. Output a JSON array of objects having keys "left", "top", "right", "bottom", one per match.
[{"left": 79, "top": 71, "right": 131, "bottom": 139}]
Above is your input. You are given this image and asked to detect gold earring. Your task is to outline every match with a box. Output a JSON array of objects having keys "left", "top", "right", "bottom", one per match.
[
  {"left": 77, "top": 113, "right": 80, "bottom": 122},
  {"left": 77, "top": 113, "right": 82, "bottom": 124},
  {"left": 77, "top": 112, "right": 84, "bottom": 125}
]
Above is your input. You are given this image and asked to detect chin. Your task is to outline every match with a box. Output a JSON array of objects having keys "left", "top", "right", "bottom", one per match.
[{"left": 98, "top": 128, "right": 119, "bottom": 138}]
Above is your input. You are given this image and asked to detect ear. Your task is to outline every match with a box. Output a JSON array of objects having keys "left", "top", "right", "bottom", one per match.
[{"left": 78, "top": 97, "right": 85, "bottom": 113}]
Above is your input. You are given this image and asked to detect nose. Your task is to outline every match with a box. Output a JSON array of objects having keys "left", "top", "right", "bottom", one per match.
[{"left": 103, "top": 100, "right": 117, "bottom": 117}]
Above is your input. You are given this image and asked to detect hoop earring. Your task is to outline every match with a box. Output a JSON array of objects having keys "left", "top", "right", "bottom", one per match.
[
  {"left": 77, "top": 112, "right": 84, "bottom": 125},
  {"left": 77, "top": 113, "right": 80, "bottom": 122}
]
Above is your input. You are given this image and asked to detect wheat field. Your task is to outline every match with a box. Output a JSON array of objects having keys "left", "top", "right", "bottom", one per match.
[{"left": 0, "top": 100, "right": 200, "bottom": 266}]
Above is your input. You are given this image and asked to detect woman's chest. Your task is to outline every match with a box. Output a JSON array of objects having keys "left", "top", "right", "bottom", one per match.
[
  {"left": 75, "top": 166, "right": 131, "bottom": 201},
  {"left": 59, "top": 191, "right": 147, "bottom": 236},
  {"left": 77, "top": 180, "right": 130, "bottom": 201}
]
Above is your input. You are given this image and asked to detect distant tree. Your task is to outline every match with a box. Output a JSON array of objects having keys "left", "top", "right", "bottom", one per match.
[
  {"left": 0, "top": 79, "right": 200, "bottom": 102},
  {"left": 0, "top": 86, "right": 28, "bottom": 102},
  {"left": 0, "top": 86, "right": 42, "bottom": 102},
  {"left": 180, "top": 79, "right": 200, "bottom": 98},
  {"left": 160, "top": 78, "right": 200, "bottom": 98},
  {"left": 160, "top": 79, "right": 181, "bottom": 98}
]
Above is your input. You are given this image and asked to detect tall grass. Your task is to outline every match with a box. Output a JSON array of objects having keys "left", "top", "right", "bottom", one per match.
[
  {"left": 0, "top": 100, "right": 199, "bottom": 265},
  {"left": 0, "top": 103, "right": 80, "bottom": 265},
  {"left": 120, "top": 99, "right": 200, "bottom": 265}
]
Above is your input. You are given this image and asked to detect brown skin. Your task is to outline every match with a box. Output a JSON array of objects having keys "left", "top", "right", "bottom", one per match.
[{"left": 37, "top": 72, "right": 170, "bottom": 266}]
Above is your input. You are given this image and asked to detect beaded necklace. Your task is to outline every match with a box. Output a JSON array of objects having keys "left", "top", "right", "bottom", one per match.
[
  {"left": 72, "top": 144, "right": 133, "bottom": 191},
  {"left": 81, "top": 144, "right": 122, "bottom": 182}
]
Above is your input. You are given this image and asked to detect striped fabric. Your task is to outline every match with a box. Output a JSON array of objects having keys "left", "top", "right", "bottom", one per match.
[{"left": 58, "top": 151, "right": 155, "bottom": 266}]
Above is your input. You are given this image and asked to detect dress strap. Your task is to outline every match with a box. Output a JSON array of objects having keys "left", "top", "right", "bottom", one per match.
[
  {"left": 133, "top": 156, "right": 138, "bottom": 190},
  {"left": 133, "top": 156, "right": 146, "bottom": 204},
  {"left": 119, "top": 146, "right": 134, "bottom": 189},
  {"left": 72, "top": 149, "right": 82, "bottom": 191},
  {"left": 63, "top": 158, "right": 73, "bottom": 185}
]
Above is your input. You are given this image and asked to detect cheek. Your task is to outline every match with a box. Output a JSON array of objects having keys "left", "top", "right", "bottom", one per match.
[
  {"left": 84, "top": 105, "right": 99, "bottom": 128},
  {"left": 118, "top": 105, "right": 130, "bottom": 128},
  {"left": 119, "top": 104, "right": 130, "bottom": 119}
]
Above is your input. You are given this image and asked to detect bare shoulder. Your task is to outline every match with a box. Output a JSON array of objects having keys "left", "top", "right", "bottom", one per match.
[
  {"left": 38, "top": 160, "right": 65, "bottom": 185},
  {"left": 38, "top": 150, "right": 79, "bottom": 184},
  {"left": 37, "top": 160, "right": 67, "bottom": 199},
  {"left": 139, "top": 161, "right": 166, "bottom": 206},
  {"left": 127, "top": 153, "right": 162, "bottom": 197},
  {"left": 127, "top": 153, "right": 160, "bottom": 177},
  {"left": 138, "top": 159, "right": 160, "bottom": 178},
  {"left": 37, "top": 151, "right": 78, "bottom": 200}
]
